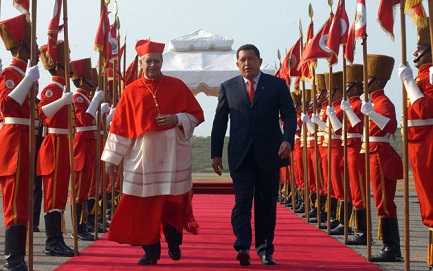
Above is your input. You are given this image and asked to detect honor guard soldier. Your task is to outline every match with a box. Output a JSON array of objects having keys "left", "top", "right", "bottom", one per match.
[
  {"left": 0, "top": 14, "right": 40, "bottom": 271},
  {"left": 361, "top": 54, "right": 403, "bottom": 262},
  {"left": 37, "top": 41, "right": 75, "bottom": 257},
  {"left": 70, "top": 58, "right": 101, "bottom": 241},
  {"left": 398, "top": 20, "right": 433, "bottom": 270},
  {"left": 342, "top": 64, "right": 367, "bottom": 245}
]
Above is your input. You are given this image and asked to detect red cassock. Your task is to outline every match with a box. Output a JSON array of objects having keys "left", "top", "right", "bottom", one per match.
[
  {"left": 37, "top": 76, "right": 70, "bottom": 212},
  {"left": 408, "top": 64, "right": 433, "bottom": 227},
  {"left": 345, "top": 96, "right": 366, "bottom": 209},
  {"left": 0, "top": 58, "right": 31, "bottom": 227},
  {"left": 107, "top": 75, "right": 204, "bottom": 245},
  {"left": 368, "top": 89, "right": 402, "bottom": 219},
  {"left": 73, "top": 88, "right": 96, "bottom": 204}
]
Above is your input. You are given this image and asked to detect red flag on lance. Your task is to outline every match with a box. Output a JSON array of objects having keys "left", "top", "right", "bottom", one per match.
[
  {"left": 298, "top": 17, "right": 337, "bottom": 69},
  {"left": 47, "top": 0, "right": 63, "bottom": 63},
  {"left": 326, "top": 0, "right": 349, "bottom": 65},
  {"left": 124, "top": 56, "right": 139, "bottom": 86},
  {"left": 287, "top": 38, "right": 302, "bottom": 78},
  {"left": 108, "top": 24, "right": 119, "bottom": 59},
  {"left": 94, "top": 3, "right": 110, "bottom": 64},
  {"left": 279, "top": 51, "right": 290, "bottom": 84},
  {"left": 13, "top": 0, "right": 29, "bottom": 14},
  {"left": 345, "top": 0, "right": 366, "bottom": 63},
  {"left": 377, "top": 0, "right": 400, "bottom": 41},
  {"left": 300, "top": 21, "right": 314, "bottom": 81},
  {"left": 404, "top": 0, "right": 428, "bottom": 29}
]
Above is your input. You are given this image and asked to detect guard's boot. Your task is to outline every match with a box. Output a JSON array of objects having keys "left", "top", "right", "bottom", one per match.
[
  {"left": 309, "top": 194, "right": 326, "bottom": 223},
  {"left": 347, "top": 208, "right": 367, "bottom": 245},
  {"left": 72, "top": 203, "right": 94, "bottom": 241},
  {"left": 320, "top": 197, "right": 339, "bottom": 229},
  {"left": 85, "top": 198, "right": 104, "bottom": 233},
  {"left": 44, "top": 211, "right": 74, "bottom": 257},
  {"left": 163, "top": 224, "right": 183, "bottom": 261},
  {"left": 106, "top": 192, "right": 113, "bottom": 220},
  {"left": 139, "top": 242, "right": 161, "bottom": 265},
  {"left": 330, "top": 201, "right": 353, "bottom": 235},
  {"left": 302, "top": 193, "right": 317, "bottom": 219},
  {"left": 4, "top": 224, "right": 28, "bottom": 271},
  {"left": 371, "top": 218, "right": 403, "bottom": 262}
]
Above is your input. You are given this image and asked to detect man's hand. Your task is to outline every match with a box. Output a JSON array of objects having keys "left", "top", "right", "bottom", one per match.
[
  {"left": 278, "top": 141, "right": 292, "bottom": 159},
  {"left": 105, "top": 162, "right": 117, "bottom": 176},
  {"left": 156, "top": 114, "right": 178, "bottom": 127},
  {"left": 212, "top": 156, "right": 223, "bottom": 176}
]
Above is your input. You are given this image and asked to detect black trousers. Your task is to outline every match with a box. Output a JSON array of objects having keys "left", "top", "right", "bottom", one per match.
[{"left": 230, "top": 147, "right": 280, "bottom": 256}]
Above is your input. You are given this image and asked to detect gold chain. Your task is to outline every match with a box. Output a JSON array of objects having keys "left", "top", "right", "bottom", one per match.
[{"left": 141, "top": 76, "right": 164, "bottom": 117}]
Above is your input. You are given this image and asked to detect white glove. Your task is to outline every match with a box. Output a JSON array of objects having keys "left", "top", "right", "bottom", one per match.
[
  {"left": 397, "top": 63, "right": 413, "bottom": 82},
  {"left": 340, "top": 99, "right": 361, "bottom": 127},
  {"left": 41, "top": 91, "right": 73, "bottom": 118},
  {"left": 300, "top": 112, "right": 315, "bottom": 133},
  {"left": 8, "top": 60, "right": 40, "bottom": 105},
  {"left": 100, "top": 102, "right": 109, "bottom": 115},
  {"left": 326, "top": 106, "right": 342, "bottom": 131},
  {"left": 340, "top": 100, "right": 351, "bottom": 111},
  {"left": 86, "top": 90, "right": 104, "bottom": 118},
  {"left": 361, "top": 101, "right": 390, "bottom": 130},
  {"left": 106, "top": 106, "right": 116, "bottom": 124},
  {"left": 311, "top": 113, "right": 326, "bottom": 130},
  {"left": 429, "top": 66, "right": 433, "bottom": 85},
  {"left": 92, "top": 90, "right": 104, "bottom": 103},
  {"left": 0, "top": 58, "right": 2, "bottom": 75},
  {"left": 398, "top": 63, "right": 424, "bottom": 104}
]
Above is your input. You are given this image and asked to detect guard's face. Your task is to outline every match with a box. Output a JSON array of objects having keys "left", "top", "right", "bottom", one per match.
[
  {"left": 413, "top": 44, "right": 432, "bottom": 69},
  {"left": 236, "top": 49, "right": 262, "bottom": 80},
  {"left": 140, "top": 53, "right": 163, "bottom": 80}
]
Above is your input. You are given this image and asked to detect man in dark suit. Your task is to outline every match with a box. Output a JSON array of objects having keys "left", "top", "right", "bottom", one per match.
[{"left": 211, "top": 44, "right": 296, "bottom": 266}]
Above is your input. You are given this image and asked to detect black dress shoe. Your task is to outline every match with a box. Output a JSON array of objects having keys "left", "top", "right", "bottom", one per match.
[
  {"left": 236, "top": 250, "right": 250, "bottom": 266},
  {"left": 260, "top": 254, "right": 276, "bottom": 265},
  {"left": 33, "top": 225, "right": 40, "bottom": 232},
  {"left": 138, "top": 254, "right": 158, "bottom": 265},
  {"left": 168, "top": 246, "right": 181, "bottom": 261}
]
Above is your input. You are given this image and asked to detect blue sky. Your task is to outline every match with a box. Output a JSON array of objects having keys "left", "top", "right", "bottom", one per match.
[{"left": 1, "top": 0, "right": 419, "bottom": 136}]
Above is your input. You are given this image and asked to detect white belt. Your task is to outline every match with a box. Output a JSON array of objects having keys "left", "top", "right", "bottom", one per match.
[
  {"left": 307, "top": 136, "right": 314, "bottom": 141},
  {"left": 324, "top": 134, "right": 341, "bottom": 140},
  {"left": 407, "top": 118, "right": 433, "bottom": 127},
  {"left": 295, "top": 135, "right": 300, "bottom": 139},
  {"left": 75, "top": 125, "right": 97, "bottom": 132},
  {"left": 346, "top": 133, "right": 362, "bottom": 139},
  {"left": 4, "top": 117, "right": 41, "bottom": 126},
  {"left": 369, "top": 136, "right": 390, "bottom": 143},
  {"left": 48, "top": 128, "right": 69, "bottom": 134},
  {"left": 317, "top": 132, "right": 325, "bottom": 137}
]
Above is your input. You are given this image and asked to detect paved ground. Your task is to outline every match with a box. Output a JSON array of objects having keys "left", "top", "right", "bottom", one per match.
[
  {"left": 0, "top": 189, "right": 430, "bottom": 271},
  {"left": 289, "top": 191, "right": 431, "bottom": 271}
]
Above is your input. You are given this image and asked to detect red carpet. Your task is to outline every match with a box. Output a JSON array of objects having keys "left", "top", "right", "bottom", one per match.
[{"left": 55, "top": 194, "right": 383, "bottom": 271}]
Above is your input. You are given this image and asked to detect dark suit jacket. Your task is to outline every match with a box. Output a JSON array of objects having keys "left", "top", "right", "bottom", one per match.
[{"left": 211, "top": 72, "right": 297, "bottom": 171}]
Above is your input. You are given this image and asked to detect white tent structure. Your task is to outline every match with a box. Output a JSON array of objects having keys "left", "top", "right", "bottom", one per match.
[{"left": 162, "top": 29, "right": 275, "bottom": 97}]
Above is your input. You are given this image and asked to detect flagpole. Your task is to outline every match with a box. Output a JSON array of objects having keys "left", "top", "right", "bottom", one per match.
[
  {"left": 299, "top": 19, "right": 310, "bottom": 222},
  {"left": 27, "top": 0, "right": 38, "bottom": 269},
  {"left": 62, "top": 0, "right": 79, "bottom": 255},
  {"left": 326, "top": 0, "right": 334, "bottom": 235},
  {"left": 399, "top": 1, "right": 410, "bottom": 270},
  {"left": 306, "top": 5, "right": 322, "bottom": 229},
  {"left": 361, "top": 35, "right": 372, "bottom": 260}
]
